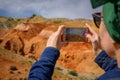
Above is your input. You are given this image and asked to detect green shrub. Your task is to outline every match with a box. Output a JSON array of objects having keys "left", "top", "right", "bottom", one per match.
[
  {"left": 56, "top": 67, "right": 63, "bottom": 71},
  {"left": 68, "top": 70, "right": 78, "bottom": 77},
  {"left": 10, "top": 66, "right": 18, "bottom": 71},
  {"left": 30, "top": 14, "right": 36, "bottom": 18},
  {"left": 17, "top": 19, "right": 21, "bottom": 21},
  {"left": 53, "top": 19, "right": 62, "bottom": 23}
]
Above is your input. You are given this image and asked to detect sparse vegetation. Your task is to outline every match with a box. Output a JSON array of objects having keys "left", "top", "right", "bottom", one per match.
[
  {"left": 53, "top": 19, "right": 62, "bottom": 23},
  {"left": 10, "top": 66, "right": 18, "bottom": 71},
  {"left": 17, "top": 19, "right": 21, "bottom": 21},
  {"left": 56, "top": 66, "right": 63, "bottom": 71},
  {"left": 0, "top": 17, "right": 18, "bottom": 29},
  {"left": 30, "top": 14, "right": 36, "bottom": 18},
  {"left": 0, "top": 46, "right": 35, "bottom": 65},
  {"left": 53, "top": 66, "right": 96, "bottom": 80},
  {"left": 0, "top": 46, "right": 34, "bottom": 79},
  {"left": 68, "top": 70, "right": 78, "bottom": 77},
  {"left": 0, "top": 16, "right": 99, "bottom": 80}
]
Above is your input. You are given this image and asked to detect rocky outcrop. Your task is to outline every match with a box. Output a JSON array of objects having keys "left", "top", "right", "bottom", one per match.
[
  {"left": 59, "top": 42, "right": 104, "bottom": 76},
  {"left": 0, "top": 23, "right": 46, "bottom": 56},
  {"left": 0, "top": 23, "right": 104, "bottom": 76}
]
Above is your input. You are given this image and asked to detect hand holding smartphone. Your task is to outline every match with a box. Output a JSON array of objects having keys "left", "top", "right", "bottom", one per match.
[{"left": 65, "top": 27, "right": 87, "bottom": 42}]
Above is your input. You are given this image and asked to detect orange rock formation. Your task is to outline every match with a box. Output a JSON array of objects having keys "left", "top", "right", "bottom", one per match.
[{"left": 0, "top": 23, "right": 104, "bottom": 76}]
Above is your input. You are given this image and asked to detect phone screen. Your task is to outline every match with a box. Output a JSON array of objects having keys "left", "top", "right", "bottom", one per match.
[{"left": 66, "top": 28, "right": 87, "bottom": 42}]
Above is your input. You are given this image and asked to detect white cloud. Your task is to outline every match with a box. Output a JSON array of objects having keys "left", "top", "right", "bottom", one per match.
[{"left": 0, "top": 0, "right": 102, "bottom": 19}]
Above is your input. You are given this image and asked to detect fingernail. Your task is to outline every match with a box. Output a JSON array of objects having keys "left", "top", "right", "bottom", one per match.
[{"left": 84, "top": 32, "right": 87, "bottom": 36}]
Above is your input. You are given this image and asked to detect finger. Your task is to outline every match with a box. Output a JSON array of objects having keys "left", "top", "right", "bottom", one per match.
[
  {"left": 62, "top": 41, "right": 68, "bottom": 46},
  {"left": 85, "top": 23, "right": 96, "bottom": 35},
  {"left": 56, "top": 25, "right": 65, "bottom": 42},
  {"left": 62, "top": 27, "right": 66, "bottom": 42},
  {"left": 57, "top": 25, "right": 65, "bottom": 35},
  {"left": 86, "top": 34, "right": 93, "bottom": 42}
]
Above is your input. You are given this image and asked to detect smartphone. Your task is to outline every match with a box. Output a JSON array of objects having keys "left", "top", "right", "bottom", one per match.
[{"left": 65, "top": 27, "right": 87, "bottom": 42}]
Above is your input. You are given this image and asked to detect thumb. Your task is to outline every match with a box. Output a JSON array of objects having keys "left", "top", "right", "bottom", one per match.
[
  {"left": 86, "top": 34, "right": 93, "bottom": 42},
  {"left": 86, "top": 23, "right": 96, "bottom": 35},
  {"left": 57, "top": 25, "right": 65, "bottom": 35}
]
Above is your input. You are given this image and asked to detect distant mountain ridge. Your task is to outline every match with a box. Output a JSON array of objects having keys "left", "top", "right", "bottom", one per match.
[{"left": 0, "top": 15, "right": 96, "bottom": 28}]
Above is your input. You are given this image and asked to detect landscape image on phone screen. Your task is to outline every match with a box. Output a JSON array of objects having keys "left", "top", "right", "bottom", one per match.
[{"left": 66, "top": 28, "right": 87, "bottom": 42}]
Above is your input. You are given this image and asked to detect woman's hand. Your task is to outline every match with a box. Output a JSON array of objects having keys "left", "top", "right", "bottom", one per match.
[
  {"left": 86, "top": 23, "right": 102, "bottom": 55},
  {"left": 46, "top": 25, "right": 67, "bottom": 50}
]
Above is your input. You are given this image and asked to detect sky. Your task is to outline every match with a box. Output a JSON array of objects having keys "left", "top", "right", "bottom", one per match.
[{"left": 0, "top": 0, "right": 102, "bottom": 19}]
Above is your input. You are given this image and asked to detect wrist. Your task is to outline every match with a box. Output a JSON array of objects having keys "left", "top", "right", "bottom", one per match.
[
  {"left": 95, "top": 49, "right": 103, "bottom": 55},
  {"left": 46, "top": 45, "right": 58, "bottom": 50}
]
